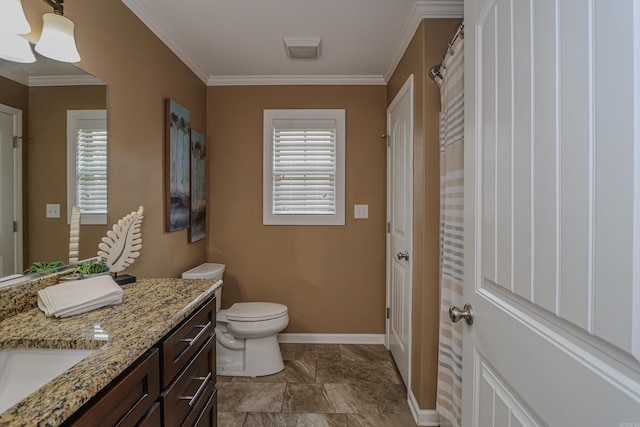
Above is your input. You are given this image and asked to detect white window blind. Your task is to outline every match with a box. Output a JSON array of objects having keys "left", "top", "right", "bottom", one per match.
[
  {"left": 273, "top": 123, "right": 336, "bottom": 215},
  {"left": 76, "top": 128, "right": 107, "bottom": 216},
  {"left": 67, "top": 110, "right": 107, "bottom": 225},
  {"left": 263, "top": 110, "right": 345, "bottom": 225}
]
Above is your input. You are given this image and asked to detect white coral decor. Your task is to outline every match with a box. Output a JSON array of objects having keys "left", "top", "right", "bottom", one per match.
[{"left": 98, "top": 206, "right": 144, "bottom": 273}]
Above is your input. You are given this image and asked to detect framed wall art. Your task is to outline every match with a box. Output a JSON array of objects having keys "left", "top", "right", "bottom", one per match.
[
  {"left": 165, "top": 99, "right": 191, "bottom": 232},
  {"left": 189, "top": 129, "right": 206, "bottom": 242}
]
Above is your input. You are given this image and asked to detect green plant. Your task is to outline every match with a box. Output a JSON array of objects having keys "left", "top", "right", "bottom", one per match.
[
  {"left": 73, "top": 259, "right": 109, "bottom": 276},
  {"left": 24, "top": 259, "right": 64, "bottom": 274}
]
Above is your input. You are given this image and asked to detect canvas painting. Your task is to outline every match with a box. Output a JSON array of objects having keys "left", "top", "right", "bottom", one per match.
[
  {"left": 165, "top": 99, "right": 191, "bottom": 232},
  {"left": 189, "top": 130, "right": 206, "bottom": 242}
]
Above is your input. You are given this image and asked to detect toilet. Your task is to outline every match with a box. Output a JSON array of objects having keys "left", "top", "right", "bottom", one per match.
[{"left": 181, "top": 263, "right": 289, "bottom": 377}]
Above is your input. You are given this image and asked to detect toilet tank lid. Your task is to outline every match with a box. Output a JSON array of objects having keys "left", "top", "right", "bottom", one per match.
[
  {"left": 181, "top": 263, "right": 225, "bottom": 279},
  {"left": 226, "top": 302, "right": 288, "bottom": 321}
]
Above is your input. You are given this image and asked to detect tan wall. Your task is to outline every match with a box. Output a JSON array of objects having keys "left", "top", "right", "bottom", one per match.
[
  {"left": 207, "top": 86, "right": 387, "bottom": 333},
  {"left": 27, "top": 85, "right": 106, "bottom": 265},
  {"left": 19, "top": 0, "right": 207, "bottom": 277},
  {"left": 0, "top": 76, "right": 28, "bottom": 111},
  {"left": 386, "top": 19, "right": 461, "bottom": 409}
]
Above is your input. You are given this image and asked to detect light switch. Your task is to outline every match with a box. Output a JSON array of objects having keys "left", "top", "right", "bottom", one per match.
[
  {"left": 354, "top": 204, "right": 368, "bottom": 219},
  {"left": 46, "top": 204, "right": 60, "bottom": 218}
]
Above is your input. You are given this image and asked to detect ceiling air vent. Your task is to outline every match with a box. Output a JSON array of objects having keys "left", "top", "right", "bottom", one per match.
[{"left": 283, "top": 37, "right": 322, "bottom": 60}]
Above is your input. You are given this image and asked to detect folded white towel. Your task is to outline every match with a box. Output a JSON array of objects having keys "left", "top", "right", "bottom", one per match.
[{"left": 37, "top": 275, "right": 123, "bottom": 318}]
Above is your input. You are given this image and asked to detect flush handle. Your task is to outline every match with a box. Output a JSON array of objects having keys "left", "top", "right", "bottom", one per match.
[
  {"left": 397, "top": 251, "right": 409, "bottom": 261},
  {"left": 449, "top": 304, "right": 474, "bottom": 325}
]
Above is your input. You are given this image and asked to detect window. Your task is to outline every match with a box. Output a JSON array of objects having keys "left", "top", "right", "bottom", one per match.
[
  {"left": 67, "top": 110, "right": 107, "bottom": 225},
  {"left": 263, "top": 109, "right": 345, "bottom": 225}
]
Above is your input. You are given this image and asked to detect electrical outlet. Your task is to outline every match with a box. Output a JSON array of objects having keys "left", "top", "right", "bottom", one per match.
[
  {"left": 354, "top": 204, "right": 368, "bottom": 219},
  {"left": 46, "top": 204, "right": 60, "bottom": 218}
]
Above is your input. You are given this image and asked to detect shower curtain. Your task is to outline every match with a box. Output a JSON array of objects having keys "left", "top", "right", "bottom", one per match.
[{"left": 435, "top": 33, "right": 464, "bottom": 427}]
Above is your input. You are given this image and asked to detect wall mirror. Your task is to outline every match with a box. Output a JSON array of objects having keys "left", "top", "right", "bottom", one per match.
[{"left": 0, "top": 50, "right": 107, "bottom": 287}]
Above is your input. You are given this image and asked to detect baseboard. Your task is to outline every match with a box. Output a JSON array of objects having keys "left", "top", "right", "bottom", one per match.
[
  {"left": 277, "top": 333, "right": 385, "bottom": 344},
  {"left": 408, "top": 390, "right": 440, "bottom": 426}
]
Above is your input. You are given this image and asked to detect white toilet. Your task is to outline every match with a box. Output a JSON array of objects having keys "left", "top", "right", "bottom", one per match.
[{"left": 181, "top": 263, "right": 289, "bottom": 377}]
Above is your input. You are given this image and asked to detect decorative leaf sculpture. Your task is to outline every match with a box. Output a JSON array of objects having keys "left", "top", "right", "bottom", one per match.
[{"left": 97, "top": 206, "right": 144, "bottom": 273}]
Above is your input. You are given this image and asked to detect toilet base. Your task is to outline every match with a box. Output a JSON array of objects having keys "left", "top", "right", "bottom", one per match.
[{"left": 216, "top": 334, "right": 285, "bottom": 377}]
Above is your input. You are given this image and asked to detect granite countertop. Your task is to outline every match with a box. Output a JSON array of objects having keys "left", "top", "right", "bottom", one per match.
[{"left": 0, "top": 277, "right": 220, "bottom": 427}]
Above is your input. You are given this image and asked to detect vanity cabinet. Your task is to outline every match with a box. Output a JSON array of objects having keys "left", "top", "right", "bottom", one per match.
[
  {"left": 160, "top": 295, "right": 217, "bottom": 427},
  {"left": 68, "top": 348, "right": 160, "bottom": 426},
  {"left": 64, "top": 296, "right": 217, "bottom": 427}
]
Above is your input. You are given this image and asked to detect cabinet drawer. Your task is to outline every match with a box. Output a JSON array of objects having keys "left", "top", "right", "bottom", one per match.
[
  {"left": 161, "top": 296, "right": 215, "bottom": 388},
  {"left": 137, "top": 402, "right": 161, "bottom": 427},
  {"left": 69, "top": 348, "right": 160, "bottom": 427},
  {"left": 162, "top": 335, "right": 215, "bottom": 427},
  {"left": 193, "top": 389, "right": 217, "bottom": 427}
]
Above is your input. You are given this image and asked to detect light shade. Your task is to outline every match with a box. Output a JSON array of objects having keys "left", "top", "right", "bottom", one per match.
[
  {"left": 35, "top": 13, "right": 80, "bottom": 63},
  {"left": 0, "top": 32, "right": 35, "bottom": 63},
  {"left": 0, "top": 0, "right": 31, "bottom": 35}
]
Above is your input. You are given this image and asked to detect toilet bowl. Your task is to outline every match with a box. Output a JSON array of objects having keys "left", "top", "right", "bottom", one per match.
[{"left": 181, "top": 263, "right": 289, "bottom": 377}]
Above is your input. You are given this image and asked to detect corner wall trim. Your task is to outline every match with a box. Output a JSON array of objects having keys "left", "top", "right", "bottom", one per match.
[
  {"left": 408, "top": 390, "right": 440, "bottom": 426},
  {"left": 278, "top": 333, "right": 385, "bottom": 345}
]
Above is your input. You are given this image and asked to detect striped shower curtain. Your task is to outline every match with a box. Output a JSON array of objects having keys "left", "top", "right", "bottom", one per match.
[{"left": 435, "top": 34, "right": 464, "bottom": 427}]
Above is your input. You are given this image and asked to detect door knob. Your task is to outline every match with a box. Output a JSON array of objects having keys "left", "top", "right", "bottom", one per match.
[
  {"left": 397, "top": 251, "right": 409, "bottom": 261},
  {"left": 449, "top": 304, "right": 474, "bottom": 325}
]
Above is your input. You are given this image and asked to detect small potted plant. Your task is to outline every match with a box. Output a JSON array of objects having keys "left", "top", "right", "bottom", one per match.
[
  {"left": 72, "top": 259, "right": 110, "bottom": 279},
  {"left": 24, "top": 259, "right": 64, "bottom": 275}
]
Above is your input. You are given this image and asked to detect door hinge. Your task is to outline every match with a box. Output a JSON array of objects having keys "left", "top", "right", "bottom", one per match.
[
  {"left": 13, "top": 221, "right": 17, "bottom": 232},
  {"left": 386, "top": 307, "right": 390, "bottom": 319},
  {"left": 387, "top": 222, "right": 390, "bottom": 233},
  {"left": 12, "top": 136, "right": 19, "bottom": 148}
]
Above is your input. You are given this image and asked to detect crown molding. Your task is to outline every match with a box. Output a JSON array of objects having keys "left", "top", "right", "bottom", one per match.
[
  {"left": 121, "top": 0, "right": 210, "bottom": 84},
  {"left": 28, "top": 75, "right": 106, "bottom": 87},
  {"left": 207, "top": 74, "right": 386, "bottom": 86},
  {"left": 0, "top": 70, "right": 105, "bottom": 87},
  {"left": 383, "top": 0, "right": 464, "bottom": 83}
]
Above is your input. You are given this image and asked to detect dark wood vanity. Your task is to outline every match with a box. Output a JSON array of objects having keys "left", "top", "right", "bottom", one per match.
[{"left": 63, "top": 296, "right": 217, "bottom": 427}]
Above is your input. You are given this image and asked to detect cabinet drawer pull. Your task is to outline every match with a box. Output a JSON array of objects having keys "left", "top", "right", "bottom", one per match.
[
  {"left": 178, "top": 372, "right": 212, "bottom": 407},
  {"left": 180, "top": 321, "right": 212, "bottom": 347}
]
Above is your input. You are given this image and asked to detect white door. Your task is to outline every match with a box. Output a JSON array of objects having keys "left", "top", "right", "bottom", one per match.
[
  {"left": 462, "top": 0, "right": 640, "bottom": 425},
  {"left": 386, "top": 75, "right": 413, "bottom": 387},
  {"left": 0, "top": 105, "right": 22, "bottom": 277}
]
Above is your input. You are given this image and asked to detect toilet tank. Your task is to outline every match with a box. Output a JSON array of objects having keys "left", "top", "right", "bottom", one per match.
[{"left": 181, "top": 263, "right": 225, "bottom": 311}]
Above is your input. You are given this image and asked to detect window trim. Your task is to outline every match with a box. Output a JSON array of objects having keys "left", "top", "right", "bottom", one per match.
[
  {"left": 67, "top": 109, "right": 107, "bottom": 225},
  {"left": 263, "top": 109, "right": 345, "bottom": 226}
]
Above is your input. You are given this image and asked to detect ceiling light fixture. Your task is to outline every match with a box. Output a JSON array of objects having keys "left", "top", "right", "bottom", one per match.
[
  {"left": 0, "top": 0, "right": 34, "bottom": 63},
  {"left": 0, "top": 0, "right": 32, "bottom": 35},
  {"left": 0, "top": 32, "right": 36, "bottom": 63},
  {"left": 0, "top": 0, "right": 80, "bottom": 64},
  {"left": 283, "top": 37, "right": 322, "bottom": 60},
  {"left": 35, "top": 0, "right": 81, "bottom": 63}
]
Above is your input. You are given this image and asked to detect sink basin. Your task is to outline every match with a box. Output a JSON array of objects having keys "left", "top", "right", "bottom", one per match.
[{"left": 0, "top": 348, "right": 96, "bottom": 413}]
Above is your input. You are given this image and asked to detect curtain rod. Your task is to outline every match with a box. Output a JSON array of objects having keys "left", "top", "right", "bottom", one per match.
[{"left": 429, "top": 20, "right": 464, "bottom": 81}]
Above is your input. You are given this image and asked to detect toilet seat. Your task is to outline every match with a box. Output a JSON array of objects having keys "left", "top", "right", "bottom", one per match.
[{"left": 225, "top": 302, "right": 288, "bottom": 322}]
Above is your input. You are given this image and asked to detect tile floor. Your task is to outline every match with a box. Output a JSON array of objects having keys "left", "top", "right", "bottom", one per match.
[{"left": 216, "top": 343, "right": 418, "bottom": 427}]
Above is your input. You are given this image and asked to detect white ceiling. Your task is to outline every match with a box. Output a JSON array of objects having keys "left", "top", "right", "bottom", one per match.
[{"left": 121, "top": 0, "right": 463, "bottom": 86}]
